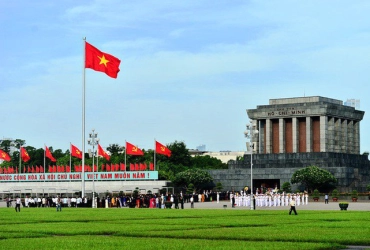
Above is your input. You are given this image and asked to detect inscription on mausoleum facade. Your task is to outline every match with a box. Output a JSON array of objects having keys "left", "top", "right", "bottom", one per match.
[{"left": 267, "top": 107, "right": 306, "bottom": 117}]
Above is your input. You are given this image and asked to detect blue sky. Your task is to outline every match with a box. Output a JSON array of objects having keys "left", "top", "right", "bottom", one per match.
[{"left": 1, "top": 0, "right": 369, "bottom": 153}]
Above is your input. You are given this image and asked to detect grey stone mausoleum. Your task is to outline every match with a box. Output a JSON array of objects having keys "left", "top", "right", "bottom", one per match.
[{"left": 209, "top": 96, "right": 370, "bottom": 193}]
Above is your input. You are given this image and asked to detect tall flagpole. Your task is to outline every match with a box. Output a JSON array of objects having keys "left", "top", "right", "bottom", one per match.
[
  {"left": 69, "top": 143, "right": 72, "bottom": 174},
  {"left": 19, "top": 147, "right": 21, "bottom": 177},
  {"left": 82, "top": 37, "right": 86, "bottom": 198},
  {"left": 124, "top": 140, "right": 127, "bottom": 171},
  {"left": 154, "top": 139, "right": 156, "bottom": 171},
  {"left": 43, "top": 145, "right": 46, "bottom": 179}
]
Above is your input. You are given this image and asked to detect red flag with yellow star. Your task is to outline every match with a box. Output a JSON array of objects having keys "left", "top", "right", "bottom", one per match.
[
  {"left": 20, "top": 147, "right": 31, "bottom": 162},
  {"left": 126, "top": 142, "right": 144, "bottom": 156},
  {"left": 0, "top": 149, "right": 11, "bottom": 161},
  {"left": 97, "top": 144, "right": 110, "bottom": 161},
  {"left": 85, "top": 42, "right": 121, "bottom": 78},
  {"left": 155, "top": 141, "right": 171, "bottom": 157},
  {"left": 71, "top": 144, "right": 83, "bottom": 159},
  {"left": 45, "top": 146, "right": 57, "bottom": 162}
]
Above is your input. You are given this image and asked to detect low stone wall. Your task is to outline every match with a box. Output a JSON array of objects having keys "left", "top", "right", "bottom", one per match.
[{"left": 208, "top": 152, "right": 370, "bottom": 193}]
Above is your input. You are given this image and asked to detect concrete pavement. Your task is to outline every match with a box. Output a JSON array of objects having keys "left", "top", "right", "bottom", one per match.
[{"left": 1, "top": 200, "right": 369, "bottom": 211}]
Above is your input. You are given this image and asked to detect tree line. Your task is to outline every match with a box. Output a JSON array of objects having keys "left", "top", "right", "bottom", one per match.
[{"left": 0, "top": 140, "right": 227, "bottom": 191}]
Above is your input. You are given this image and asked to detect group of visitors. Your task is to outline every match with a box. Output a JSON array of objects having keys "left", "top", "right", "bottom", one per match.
[
  {"left": 7, "top": 196, "right": 90, "bottom": 210},
  {"left": 229, "top": 190, "right": 309, "bottom": 208}
]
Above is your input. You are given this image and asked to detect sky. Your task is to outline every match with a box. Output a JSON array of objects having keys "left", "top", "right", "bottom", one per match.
[{"left": 1, "top": 0, "right": 370, "bottom": 153}]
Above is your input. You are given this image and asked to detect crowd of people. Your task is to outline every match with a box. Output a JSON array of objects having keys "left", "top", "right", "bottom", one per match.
[
  {"left": 4, "top": 189, "right": 308, "bottom": 210},
  {"left": 229, "top": 189, "right": 309, "bottom": 208}
]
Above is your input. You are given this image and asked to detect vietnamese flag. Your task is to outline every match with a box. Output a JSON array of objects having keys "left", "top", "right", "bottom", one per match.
[
  {"left": 0, "top": 149, "right": 11, "bottom": 161},
  {"left": 20, "top": 147, "right": 31, "bottom": 162},
  {"left": 155, "top": 141, "right": 171, "bottom": 157},
  {"left": 120, "top": 163, "right": 125, "bottom": 171},
  {"left": 106, "top": 164, "right": 111, "bottom": 172},
  {"left": 45, "top": 146, "right": 57, "bottom": 162},
  {"left": 126, "top": 142, "right": 144, "bottom": 156},
  {"left": 150, "top": 162, "right": 154, "bottom": 171},
  {"left": 71, "top": 144, "right": 82, "bottom": 159},
  {"left": 97, "top": 144, "right": 110, "bottom": 161},
  {"left": 85, "top": 41, "right": 121, "bottom": 78}
]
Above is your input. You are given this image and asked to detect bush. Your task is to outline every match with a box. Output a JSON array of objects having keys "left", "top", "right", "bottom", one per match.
[
  {"left": 312, "top": 189, "right": 320, "bottom": 199},
  {"left": 351, "top": 190, "right": 358, "bottom": 198},
  {"left": 281, "top": 182, "right": 292, "bottom": 193},
  {"left": 331, "top": 189, "right": 339, "bottom": 198}
]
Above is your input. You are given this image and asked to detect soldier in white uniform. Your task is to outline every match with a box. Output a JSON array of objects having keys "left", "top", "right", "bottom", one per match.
[
  {"left": 296, "top": 193, "right": 300, "bottom": 206},
  {"left": 25, "top": 196, "right": 29, "bottom": 207},
  {"left": 305, "top": 192, "right": 309, "bottom": 205},
  {"left": 286, "top": 194, "right": 290, "bottom": 206}
]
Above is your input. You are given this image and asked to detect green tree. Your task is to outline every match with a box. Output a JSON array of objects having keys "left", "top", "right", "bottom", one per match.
[
  {"left": 312, "top": 189, "right": 320, "bottom": 199},
  {"left": 291, "top": 165, "right": 337, "bottom": 192},
  {"left": 281, "top": 182, "right": 292, "bottom": 193},
  {"left": 331, "top": 189, "right": 339, "bottom": 198},
  {"left": 107, "top": 144, "right": 123, "bottom": 155},
  {"left": 13, "top": 139, "right": 25, "bottom": 149},
  {"left": 166, "top": 141, "right": 192, "bottom": 167},
  {"left": 216, "top": 182, "right": 223, "bottom": 192},
  {"left": 187, "top": 183, "right": 194, "bottom": 194},
  {"left": 172, "top": 168, "right": 213, "bottom": 192},
  {"left": 191, "top": 155, "right": 227, "bottom": 169},
  {"left": 0, "top": 139, "right": 12, "bottom": 152}
]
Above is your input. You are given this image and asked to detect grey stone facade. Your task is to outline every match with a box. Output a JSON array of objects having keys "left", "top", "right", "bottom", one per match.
[
  {"left": 208, "top": 96, "right": 369, "bottom": 193},
  {"left": 209, "top": 153, "right": 370, "bottom": 193}
]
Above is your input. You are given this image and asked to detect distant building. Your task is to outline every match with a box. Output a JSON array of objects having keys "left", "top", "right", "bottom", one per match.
[
  {"left": 344, "top": 99, "right": 360, "bottom": 109},
  {"left": 0, "top": 138, "right": 17, "bottom": 155},
  {"left": 209, "top": 96, "right": 369, "bottom": 193},
  {"left": 196, "top": 144, "right": 206, "bottom": 151},
  {"left": 189, "top": 150, "right": 245, "bottom": 164}
]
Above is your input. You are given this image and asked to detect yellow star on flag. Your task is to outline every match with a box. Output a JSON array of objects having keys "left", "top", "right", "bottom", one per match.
[{"left": 98, "top": 55, "right": 109, "bottom": 67}]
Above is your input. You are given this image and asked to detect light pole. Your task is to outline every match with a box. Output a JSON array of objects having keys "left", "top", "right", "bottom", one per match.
[
  {"left": 245, "top": 120, "right": 258, "bottom": 210},
  {"left": 88, "top": 129, "right": 99, "bottom": 208}
]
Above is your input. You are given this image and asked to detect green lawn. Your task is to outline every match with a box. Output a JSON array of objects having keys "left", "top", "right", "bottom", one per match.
[{"left": 1, "top": 207, "right": 369, "bottom": 249}]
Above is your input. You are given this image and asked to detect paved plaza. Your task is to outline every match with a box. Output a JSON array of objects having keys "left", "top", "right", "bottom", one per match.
[
  {"left": 183, "top": 200, "right": 370, "bottom": 211},
  {"left": 1, "top": 199, "right": 369, "bottom": 211}
]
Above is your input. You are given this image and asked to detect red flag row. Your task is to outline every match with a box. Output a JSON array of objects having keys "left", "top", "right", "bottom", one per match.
[
  {"left": 0, "top": 141, "right": 170, "bottom": 165},
  {"left": 0, "top": 162, "right": 155, "bottom": 174}
]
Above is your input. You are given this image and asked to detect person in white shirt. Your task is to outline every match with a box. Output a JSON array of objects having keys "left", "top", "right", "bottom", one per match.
[
  {"left": 15, "top": 196, "right": 21, "bottom": 212},
  {"left": 25, "top": 196, "right": 29, "bottom": 208},
  {"left": 289, "top": 198, "right": 298, "bottom": 215}
]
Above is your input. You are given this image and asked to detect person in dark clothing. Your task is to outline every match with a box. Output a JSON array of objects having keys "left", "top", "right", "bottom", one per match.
[
  {"left": 289, "top": 198, "right": 298, "bottom": 215},
  {"left": 180, "top": 196, "right": 184, "bottom": 209},
  {"left": 15, "top": 196, "right": 21, "bottom": 212},
  {"left": 174, "top": 195, "right": 179, "bottom": 209}
]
